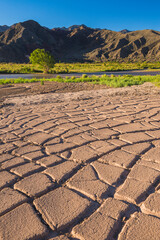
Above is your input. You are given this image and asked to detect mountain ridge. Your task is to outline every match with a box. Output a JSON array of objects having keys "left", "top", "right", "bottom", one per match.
[
  {"left": 0, "top": 25, "right": 10, "bottom": 32},
  {"left": 0, "top": 20, "right": 160, "bottom": 63}
]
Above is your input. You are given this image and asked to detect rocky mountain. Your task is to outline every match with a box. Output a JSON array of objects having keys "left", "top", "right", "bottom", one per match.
[
  {"left": 0, "top": 25, "right": 10, "bottom": 32},
  {"left": 0, "top": 20, "right": 160, "bottom": 63},
  {"left": 0, "top": 20, "right": 60, "bottom": 62},
  {"left": 120, "top": 29, "right": 131, "bottom": 34}
]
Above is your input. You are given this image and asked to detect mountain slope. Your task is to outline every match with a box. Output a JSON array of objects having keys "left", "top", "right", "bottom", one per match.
[
  {"left": 0, "top": 20, "right": 160, "bottom": 63},
  {"left": 0, "top": 25, "right": 10, "bottom": 32},
  {"left": 0, "top": 20, "right": 61, "bottom": 62}
]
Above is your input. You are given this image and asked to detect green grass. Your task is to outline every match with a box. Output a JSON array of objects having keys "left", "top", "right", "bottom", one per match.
[
  {"left": 0, "top": 62, "right": 160, "bottom": 74},
  {"left": 0, "top": 74, "right": 160, "bottom": 88}
]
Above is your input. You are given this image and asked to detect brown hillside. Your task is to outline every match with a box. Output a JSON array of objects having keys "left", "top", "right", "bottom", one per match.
[{"left": 0, "top": 20, "right": 160, "bottom": 62}]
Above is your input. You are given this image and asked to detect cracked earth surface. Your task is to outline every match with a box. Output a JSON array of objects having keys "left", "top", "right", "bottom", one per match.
[{"left": 0, "top": 83, "right": 160, "bottom": 239}]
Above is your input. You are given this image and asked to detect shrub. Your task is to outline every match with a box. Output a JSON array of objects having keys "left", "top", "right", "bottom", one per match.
[
  {"left": 110, "top": 74, "right": 115, "bottom": 78},
  {"left": 56, "top": 75, "right": 62, "bottom": 79},
  {"left": 29, "top": 49, "right": 55, "bottom": 74},
  {"left": 82, "top": 74, "right": 88, "bottom": 78}
]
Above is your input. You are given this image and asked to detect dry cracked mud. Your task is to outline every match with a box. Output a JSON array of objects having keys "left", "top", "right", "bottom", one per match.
[{"left": 0, "top": 82, "right": 160, "bottom": 239}]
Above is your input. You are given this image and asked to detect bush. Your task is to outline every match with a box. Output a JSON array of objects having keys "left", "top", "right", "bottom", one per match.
[
  {"left": 56, "top": 75, "right": 62, "bottom": 79},
  {"left": 82, "top": 74, "right": 88, "bottom": 78},
  {"left": 29, "top": 49, "right": 55, "bottom": 74},
  {"left": 110, "top": 74, "right": 115, "bottom": 78}
]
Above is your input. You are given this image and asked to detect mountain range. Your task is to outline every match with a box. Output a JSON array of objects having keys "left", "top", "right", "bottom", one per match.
[{"left": 0, "top": 20, "right": 160, "bottom": 63}]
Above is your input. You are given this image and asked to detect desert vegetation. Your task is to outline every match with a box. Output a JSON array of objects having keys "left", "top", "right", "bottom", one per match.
[
  {"left": 29, "top": 49, "right": 55, "bottom": 73},
  {"left": 0, "top": 74, "right": 160, "bottom": 88},
  {"left": 0, "top": 62, "right": 160, "bottom": 74}
]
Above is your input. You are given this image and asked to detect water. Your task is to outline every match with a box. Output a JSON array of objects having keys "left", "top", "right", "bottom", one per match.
[{"left": 0, "top": 70, "right": 160, "bottom": 80}]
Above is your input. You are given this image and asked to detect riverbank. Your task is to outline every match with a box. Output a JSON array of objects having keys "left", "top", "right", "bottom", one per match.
[{"left": 0, "top": 62, "right": 160, "bottom": 74}]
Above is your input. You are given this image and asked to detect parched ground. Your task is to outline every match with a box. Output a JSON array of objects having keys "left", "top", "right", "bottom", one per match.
[
  {"left": 0, "top": 82, "right": 160, "bottom": 239},
  {"left": 0, "top": 81, "right": 109, "bottom": 100}
]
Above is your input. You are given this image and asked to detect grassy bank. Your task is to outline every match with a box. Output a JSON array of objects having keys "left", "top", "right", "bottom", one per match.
[
  {"left": 0, "top": 62, "right": 160, "bottom": 74},
  {"left": 0, "top": 74, "right": 160, "bottom": 88}
]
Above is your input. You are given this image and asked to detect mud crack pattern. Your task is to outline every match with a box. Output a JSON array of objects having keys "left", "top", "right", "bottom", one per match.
[{"left": 0, "top": 86, "right": 160, "bottom": 239}]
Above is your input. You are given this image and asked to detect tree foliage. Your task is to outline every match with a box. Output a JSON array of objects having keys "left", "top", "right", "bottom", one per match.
[{"left": 29, "top": 49, "right": 55, "bottom": 73}]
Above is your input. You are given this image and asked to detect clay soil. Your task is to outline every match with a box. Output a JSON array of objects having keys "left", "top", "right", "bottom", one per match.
[
  {"left": 1, "top": 81, "right": 160, "bottom": 240},
  {"left": 0, "top": 81, "right": 109, "bottom": 100}
]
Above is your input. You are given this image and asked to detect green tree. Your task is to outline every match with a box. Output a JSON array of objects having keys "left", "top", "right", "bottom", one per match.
[{"left": 29, "top": 49, "right": 55, "bottom": 73}]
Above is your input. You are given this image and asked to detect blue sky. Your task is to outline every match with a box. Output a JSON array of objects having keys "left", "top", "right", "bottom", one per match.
[{"left": 0, "top": 0, "right": 160, "bottom": 31}]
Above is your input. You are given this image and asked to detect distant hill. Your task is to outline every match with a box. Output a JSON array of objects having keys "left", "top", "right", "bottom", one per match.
[
  {"left": 0, "top": 20, "right": 160, "bottom": 63},
  {"left": 0, "top": 25, "right": 10, "bottom": 32}
]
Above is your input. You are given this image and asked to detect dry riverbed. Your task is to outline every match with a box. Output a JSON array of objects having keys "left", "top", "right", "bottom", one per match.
[
  {"left": 0, "top": 81, "right": 160, "bottom": 239},
  {"left": 0, "top": 83, "right": 160, "bottom": 240}
]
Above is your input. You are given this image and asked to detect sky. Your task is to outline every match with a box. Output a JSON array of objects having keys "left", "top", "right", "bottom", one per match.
[{"left": 0, "top": 0, "right": 160, "bottom": 31}]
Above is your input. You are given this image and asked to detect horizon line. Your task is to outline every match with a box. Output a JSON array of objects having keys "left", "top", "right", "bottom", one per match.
[{"left": 0, "top": 19, "right": 160, "bottom": 33}]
